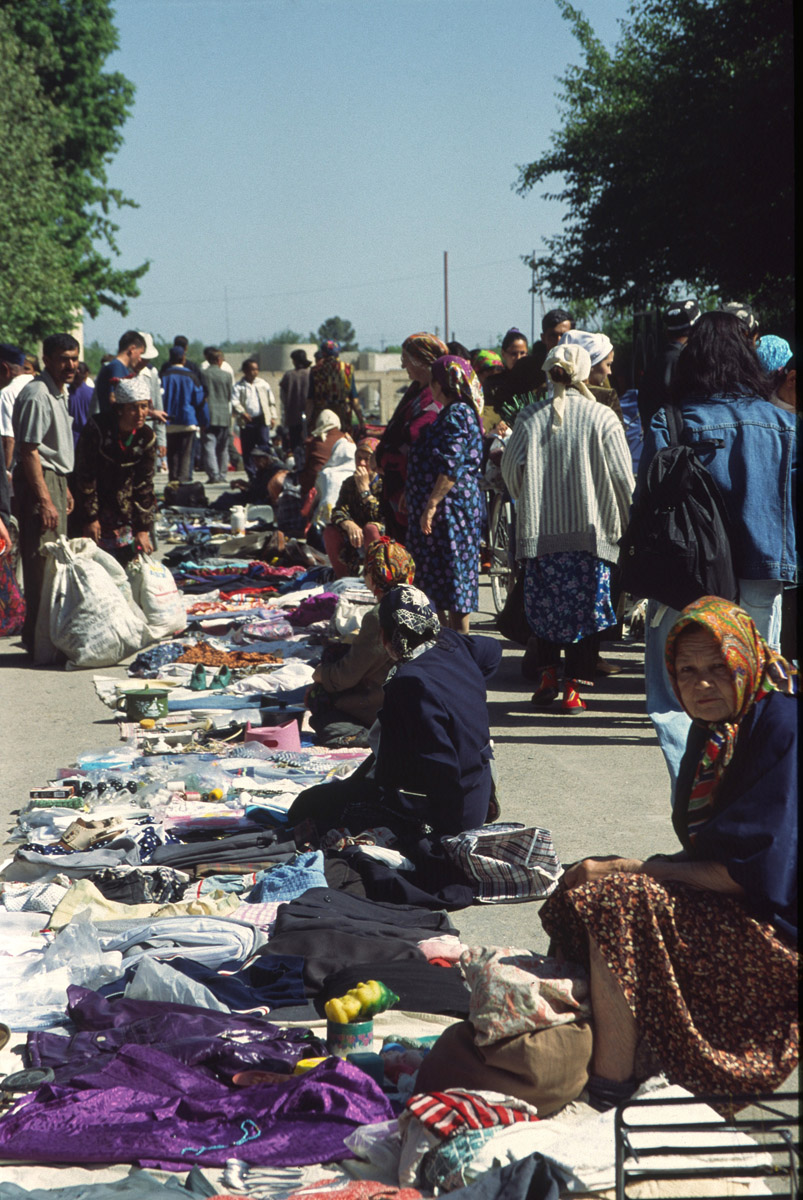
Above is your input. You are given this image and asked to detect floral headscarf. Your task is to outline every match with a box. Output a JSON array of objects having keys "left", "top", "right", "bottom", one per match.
[
  {"left": 319, "top": 340, "right": 340, "bottom": 358},
  {"left": 356, "top": 436, "right": 380, "bottom": 457},
  {"left": 364, "top": 537, "right": 415, "bottom": 595},
  {"left": 665, "top": 596, "right": 796, "bottom": 842},
  {"left": 111, "top": 376, "right": 151, "bottom": 405},
  {"left": 402, "top": 333, "right": 449, "bottom": 367},
  {"left": 430, "top": 355, "right": 485, "bottom": 417},
  {"left": 378, "top": 584, "right": 440, "bottom": 662},
  {"left": 473, "top": 350, "right": 503, "bottom": 372},
  {"left": 542, "top": 343, "right": 594, "bottom": 430}
]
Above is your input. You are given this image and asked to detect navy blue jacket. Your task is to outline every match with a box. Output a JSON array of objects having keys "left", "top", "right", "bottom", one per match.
[
  {"left": 374, "top": 628, "right": 501, "bottom": 835},
  {"left": 161, "top": 366, "right": 208, "bottom": 428},
  {"left": 674, "top": 691, "right": 797, "bottom": 941}
]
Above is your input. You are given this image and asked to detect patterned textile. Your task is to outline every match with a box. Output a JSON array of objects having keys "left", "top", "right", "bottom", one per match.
[
  {"left": 357, "top": 437, "right": 380, "bottom": 455},
  {"left": 473, "top": 350, "right": 502, "bottom": 371},
  {"left": 0, "top": 549, "right": 25, "bottom": 636},
  {"left": 441, "top": 823, "right": 562, "bottom": 904},
  {"left": 405, "top": 402, "right": 483, "bottom": 612},
  {"left": 419, "top": 1126, "right": 500, "bottom": 1193},
  {"left": 309, "top": 360, "right": 361, "bottom": 431},
  {"left": 112, "top": 376, "right": 151, "bottom": 405},
  {"left": 524, "top": 551, "right": 614, "bottom": 643},
  {"left": 459, "top": 946, "right": 590, "bottom": 1044},
  {"left": 665, "top": 597, "right": 797, "bottom": 842},
  {"left": 402, "top": 333, "right": 449, "bottom": 365},
  {"left": 405, "top": 1089, "right": 539, "bottom": 1139},
  {"left": 364, "top": 536, "right": 415, "bottom": 594},
  {"left": 320, "top": 341, "right": 340, "bottom": 357},
  {"left": 755, "top": 334, "right": 792, "bottom": 374},
  {"left": 430, "top": 355, "right": 484, "bottom": 417},
  {"left": 73, "top": 411, "right": 156, "bottom": 539},
  {"left": 374, "top": 383, "right": 444, "bottom": 540},
  {"left": 540, "top": 873, "right": 799, "bottom": 1099},
  {"left": 377, "top": 584, "right": 439, "bottom": 661}
]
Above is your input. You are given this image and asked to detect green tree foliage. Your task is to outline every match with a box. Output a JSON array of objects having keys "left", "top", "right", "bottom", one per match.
[
  {"left": 517, "top": 0, "right": 794, "bottom": 326},
  {"left": 0, "top": 0, "right": 148, "bottom": 328},
  {"left": 0, "top": 11, "right": 82, "bottom": 343},
  {"left": 266, "top": 328, "right": 306, "bottom": 344},
  {"left": 312, "top": 317, "right": 358, "bottom": 351}
]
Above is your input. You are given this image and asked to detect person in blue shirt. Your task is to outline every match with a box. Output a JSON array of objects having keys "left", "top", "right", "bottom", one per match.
[
  {"left": 92, "top": 331, "right": 146, "bottom": 414},
  {"left": 160, "top": 345, "right": 207, "bottom": 482}
]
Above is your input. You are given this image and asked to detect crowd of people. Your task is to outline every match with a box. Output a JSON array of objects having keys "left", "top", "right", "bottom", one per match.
[{"left": 0, "top": 298, "right": 797, "bottom": 1117}]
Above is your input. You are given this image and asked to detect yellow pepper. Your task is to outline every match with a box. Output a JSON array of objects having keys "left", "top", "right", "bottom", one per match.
[{"left": 324, "top": 979, "right": 400, "bottom": 1024}]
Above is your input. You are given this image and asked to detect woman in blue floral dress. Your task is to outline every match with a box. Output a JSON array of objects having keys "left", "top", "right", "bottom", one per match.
[{"left": 406, "top": 356, "right": 484, "bottom": 632}]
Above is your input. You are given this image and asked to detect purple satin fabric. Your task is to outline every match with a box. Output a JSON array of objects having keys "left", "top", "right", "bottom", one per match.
[{"left": 3, "top": 987, "right": 394, "bottom": 1168}]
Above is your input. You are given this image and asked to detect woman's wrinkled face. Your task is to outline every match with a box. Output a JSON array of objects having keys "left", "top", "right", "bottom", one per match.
[
  {"left": 674, "top": 628, "right": 736, "bottom": 722},
  {"left": 501, "top": 338, "right": 528, "bottom": 370},
  {"left": 355, "top": 448, "right": 374, "bottom": 471},
  {"left": 401, "top": 350, "right": 431, "bottom": 385},
  {"left": 118, "top": 401, "right": 150, "bottom": 433},
  {"left": 588, "top": 350, "right": 614, "bottom": 386}
]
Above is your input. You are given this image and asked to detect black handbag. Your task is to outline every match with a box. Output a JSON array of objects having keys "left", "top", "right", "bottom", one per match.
[{"left": 495, "top": 571, "right": 531, "bottom": 645}]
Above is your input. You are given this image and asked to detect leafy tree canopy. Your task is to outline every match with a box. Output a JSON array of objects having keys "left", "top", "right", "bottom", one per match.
[
  {"left": 517, "top": 0, "right": 793, "bottom": 327},
  {"left": 265, "top": 328, "right": 306, "bottom": 344},
  {"left": 312, "top": 317, "right": 358, "bottom": 351},
  {"left": 0, "top": 0, "right": 148, "bottom": 332}
]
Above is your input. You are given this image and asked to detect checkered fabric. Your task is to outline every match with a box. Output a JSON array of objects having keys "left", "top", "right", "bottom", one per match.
[{"left": 441, "top": 822, "right": 562, "bottom": 903}]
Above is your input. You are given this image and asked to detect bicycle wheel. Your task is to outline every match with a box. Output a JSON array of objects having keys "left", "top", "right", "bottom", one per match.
[{"left": 488, "top": 492, "right": 514, "bottom": 612}]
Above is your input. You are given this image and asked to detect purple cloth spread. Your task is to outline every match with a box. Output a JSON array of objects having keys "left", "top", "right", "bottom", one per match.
[
  {"left": 3, "top": 988, "right": 393, "bottom": 1168},
  {"left": 286, "top": 593, "right": 339, "bottom": 626}
]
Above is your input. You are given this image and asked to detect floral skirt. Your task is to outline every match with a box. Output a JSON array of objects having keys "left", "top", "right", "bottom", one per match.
[
  {"left": 524, "top": 552, "right": 614, "bottom": 643},
  {"left": 540, "top": 874, "right": 799, "bottom": 1100}
]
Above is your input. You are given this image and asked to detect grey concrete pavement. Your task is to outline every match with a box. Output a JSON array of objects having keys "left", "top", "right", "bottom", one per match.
[{"left": 0, "top": 498, "right": 673, "bottom": 956}]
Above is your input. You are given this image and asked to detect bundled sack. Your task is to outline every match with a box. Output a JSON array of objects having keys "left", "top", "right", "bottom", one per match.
[
  {"left": 127, "top": 554, "right": 187, "bottom": 639},
  {"left": 441, "top": 822, "right": 562, "bottom": 903},
  {"left": 35, "top": 536, "right": 153, "bottom": 667},
  {"left": 460, "top": 945, "right": 591, "bottom": 1044}
]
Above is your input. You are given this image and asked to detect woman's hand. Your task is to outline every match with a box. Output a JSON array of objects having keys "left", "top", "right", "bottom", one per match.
[
  {"left": 420, "top": 499, "right": 438, "bottom": 535},
  {"left": 311, "top": 666, "right": 323, "bottom": 684},
  {"left": 83, "top": 521, "right": 101, "bottom": 543},
  {"left": 562, "top": 855, "right": 645, "bottom": 890},
  {"left": 398, "top": 490, "right": 408, "bottom": 516},
  {"left": 353, "top": 461, "right": 371, "bottom": 491},
  {"left": 342, "top": 520, "right": 363, "bottom": 547},
  {"left": 135, "top": 531, "right": 153, "bottom": 556}
]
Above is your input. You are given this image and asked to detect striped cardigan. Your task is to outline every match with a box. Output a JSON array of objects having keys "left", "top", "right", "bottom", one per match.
[{"left": 501, "top": 391, "right": 635, "bottom": 564}]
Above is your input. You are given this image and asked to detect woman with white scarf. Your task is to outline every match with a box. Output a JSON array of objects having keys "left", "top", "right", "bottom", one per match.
[{"left": 501, "top": 343, "right": 634, "bottom": 713}]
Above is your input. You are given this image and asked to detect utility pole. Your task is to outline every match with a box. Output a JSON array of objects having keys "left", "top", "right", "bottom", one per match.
[
  {"left": 224, "top": 287, "right": 230, "bottom": 342},
  {"left": 530, "top": 249, "right": 536, "bottom": 345},
  {"left": 443, "top": 252, "right": 449, "bottom": 349}
]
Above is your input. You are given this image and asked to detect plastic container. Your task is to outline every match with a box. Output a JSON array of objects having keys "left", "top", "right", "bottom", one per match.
[
  {"left": 230, "top": 505, "right": 247, "bottom": 535},
  {"left": 326, "top": 1019, "right": 374, "bottom": 1057},
  {"left": 244, "top": 718, "right": 301, "bottom": 752},
  {"left": 119, "top": 688, "right": 169, "bottom": 720}
]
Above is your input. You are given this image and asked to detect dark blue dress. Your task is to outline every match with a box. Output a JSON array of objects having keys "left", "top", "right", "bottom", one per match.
[{"left": 406, "top": 402, "right": 483, "bottom": 612}]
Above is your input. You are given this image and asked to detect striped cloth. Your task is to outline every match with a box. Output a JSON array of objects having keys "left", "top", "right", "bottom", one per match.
[{"left": 406, "top": 1088, "right": 539, "bottom": 1139}]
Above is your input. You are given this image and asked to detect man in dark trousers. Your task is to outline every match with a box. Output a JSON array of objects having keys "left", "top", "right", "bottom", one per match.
[
  {"left": 161, "top": 346, "right": 207, "bottom": 482},
  {"left": 200, "top": 349, "right": 233, "bottom": 483},
  {"left": 637, "top": 299, "right": 701, "bottom": 432}
]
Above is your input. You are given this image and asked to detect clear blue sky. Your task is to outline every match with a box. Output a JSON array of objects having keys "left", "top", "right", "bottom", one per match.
[{"left": 85, "top": 0, "right": 629, "bottom": 353}]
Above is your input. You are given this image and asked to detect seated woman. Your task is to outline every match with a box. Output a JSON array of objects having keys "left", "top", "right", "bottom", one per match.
[
  {"left": 540, "top": 597, "right": 797, "bottom": 1109},
  {"left": 73, "top": 376, "right": 156, "bottom": 564},
  {"left": 322, "top": 437, "right": 384, "bottom": 578},
  {"left": 307, "top": 537, "right": 415, "bottom": 745},
  {"left": 288, "top": 585, "right": 501, "bottom": 840}
]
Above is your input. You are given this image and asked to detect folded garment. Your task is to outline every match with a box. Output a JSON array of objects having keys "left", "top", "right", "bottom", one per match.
[
  {"left": 90, "top": 915, "right": 266, "bottom": 968},
  {"left": 247, "top": 851, "right": 327, "bottom": 904},
  {"left": 89, "top": 865, "right": 190, "bottom": 905},
  {"left": 148, "top": 829, "right": 299, "bottom": 871},
  {"left": 160, "top": 953, "right": 308, "bottom": 1013},
  {"left": 49, "top": 879, "right": 242, "bottom": 929}
]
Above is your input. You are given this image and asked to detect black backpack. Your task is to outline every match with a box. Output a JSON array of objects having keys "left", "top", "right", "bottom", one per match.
[{"left": 618, "top": 405, "right": 739, "bottom": 611}]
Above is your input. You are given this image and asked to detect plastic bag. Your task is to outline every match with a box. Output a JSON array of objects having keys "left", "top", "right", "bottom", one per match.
[
  {"left": 127, "top": 554, "right": 187, "bottom": 639},
  {"left": 35, "top": 536, "right": 153, "bottom": 667}
]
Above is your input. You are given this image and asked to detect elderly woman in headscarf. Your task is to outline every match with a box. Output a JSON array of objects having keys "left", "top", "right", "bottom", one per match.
[
  {"left": 73, "top": 375, "right": 157, "bottom": 564},
  {"left": 405, "top": 356, "right": 484, "bottom": 633},
  {"left": 307, "top": 340, "right": 364, "bottom": 435},
  {"left": 322, "top": 436, "right": 384, "bottom": 578},
  {"left": 502, "top": 342, "right": 634, "bottom": 713},
  {"left": 307, "top": 538, "right": 415, "bottom": 745},
  {"left": 558, "top": 329, "right": 625, "bottom": 423},
  {"left": 375, "top": 332, "right": 448, "bottom": 541},
  {"left": 289, "top": 583, "right": 501, "bottom": 838},
  {"left": 538, "top": 597, "right": 797, "bottom": 1111},
  {"left": 298, "top": 408, "right": 347, "bottom": 496}
]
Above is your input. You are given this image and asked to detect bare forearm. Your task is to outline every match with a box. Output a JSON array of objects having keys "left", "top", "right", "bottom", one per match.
[
  {"left": 2, "top": 436, "right": 13, "bottom": 470},
  {"left": 20, "top": 446, "right": 52, "bottom": 504},
  {"left": 427, "top": 473, "right": 454, "bottom": 505},
  {"left": 643, "top": 857, "right": 744, "bottom": 895}
]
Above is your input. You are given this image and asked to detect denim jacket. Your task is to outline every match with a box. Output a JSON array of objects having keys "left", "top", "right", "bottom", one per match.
[{"left": 639, "top": 394, "right": 797, "bottom": 583}]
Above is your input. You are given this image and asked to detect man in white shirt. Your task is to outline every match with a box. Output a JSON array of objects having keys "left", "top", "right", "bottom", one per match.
[
  {"left": 231, "top": 357, "right": 278, "bottom": 478},
  {"left": 1, "top": 343, "right": 30, "bottom": 472}
]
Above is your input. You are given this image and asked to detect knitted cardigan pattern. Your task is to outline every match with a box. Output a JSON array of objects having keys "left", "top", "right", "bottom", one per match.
[{"left": 502, "top": 391, "right": 635, "bottom": 564}]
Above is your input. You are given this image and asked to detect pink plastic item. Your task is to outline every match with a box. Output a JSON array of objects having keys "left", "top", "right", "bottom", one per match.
[{"left": 244, "top": 718, "right": 301, "bottom": 751}]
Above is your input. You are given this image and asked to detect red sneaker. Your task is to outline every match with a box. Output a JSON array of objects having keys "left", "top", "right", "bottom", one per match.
[
  {"left": 531, "top": 666, "right": 559, "bottom": 706},
  {"left": 562, "top": 682, "right": 587, "bottom": 714}
]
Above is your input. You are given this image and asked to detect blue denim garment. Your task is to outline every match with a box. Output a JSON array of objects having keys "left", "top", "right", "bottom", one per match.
[{"left": 639, "top": 395, "right": 797, "bottom": 582}]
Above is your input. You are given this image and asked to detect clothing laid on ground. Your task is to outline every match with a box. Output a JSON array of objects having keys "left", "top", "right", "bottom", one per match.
[
  {"left": 406, "top": 402, "right": 483, "bottom": 612},
  {"left": 73, "top": 413, "right": 156, "bottom": 559},
  {"left": 375, "top": 382, "right": 444, "bottom": 541}
]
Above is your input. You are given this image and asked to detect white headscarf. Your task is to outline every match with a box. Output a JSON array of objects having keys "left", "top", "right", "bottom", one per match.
[
  {"left": 311, "top": 408, "right": 341, "bottom": 439},
  {"left": 542, "top": 344, "right": 594, "bottom": 430},
  {"left": 111, "top": 375, "right": 151, "bottom": 405},
  {"left": 558, "top": 329, "right": 613, "bottom": 367}
]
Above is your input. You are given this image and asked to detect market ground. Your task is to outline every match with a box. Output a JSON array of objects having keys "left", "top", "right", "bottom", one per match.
[{"left": 0, "top": 481, "right": 673, "bottom": 956}]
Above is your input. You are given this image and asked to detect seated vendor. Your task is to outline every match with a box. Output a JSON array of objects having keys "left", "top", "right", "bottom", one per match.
[
  {"left": 322, "top": 436, "right": 384, "bottom": 578},
  {"left": 307, "top": 537, "right": 415, "bottom": 746},
  {"left": 211, "top": 445, "right": 288, "bottom": 511},
  {"left": 539, "top": 597, "right": 798, "bottom": 1110},
  {"left": 288, "top": 584, "right": 501, "bottom": 839}
]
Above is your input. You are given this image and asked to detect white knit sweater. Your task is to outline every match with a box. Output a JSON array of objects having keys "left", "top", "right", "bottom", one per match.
[{"left": 501, "top": 391, "right": 635, "bottom": 564}]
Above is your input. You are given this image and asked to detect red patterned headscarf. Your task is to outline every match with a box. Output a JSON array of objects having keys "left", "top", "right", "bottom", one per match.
[
  {"left": 665, "top": 596, "right": 796, "bottom": 840},
  {"left": 364, "top": 536, "right": 415, "bottom": 595},
  {"left": 430, "top": 355, "right": 485, "bottom": 417},
  {"left": 402, "top": 333, "right": 449, "bottom": 366}
]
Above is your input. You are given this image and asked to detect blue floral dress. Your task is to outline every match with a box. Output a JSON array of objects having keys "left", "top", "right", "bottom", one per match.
[
  {"left": 524, "top": 551, "right": 615, "bottom": 643},
  {"left": 406, "top": 402, "right": 483, "bottom": 612}
]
